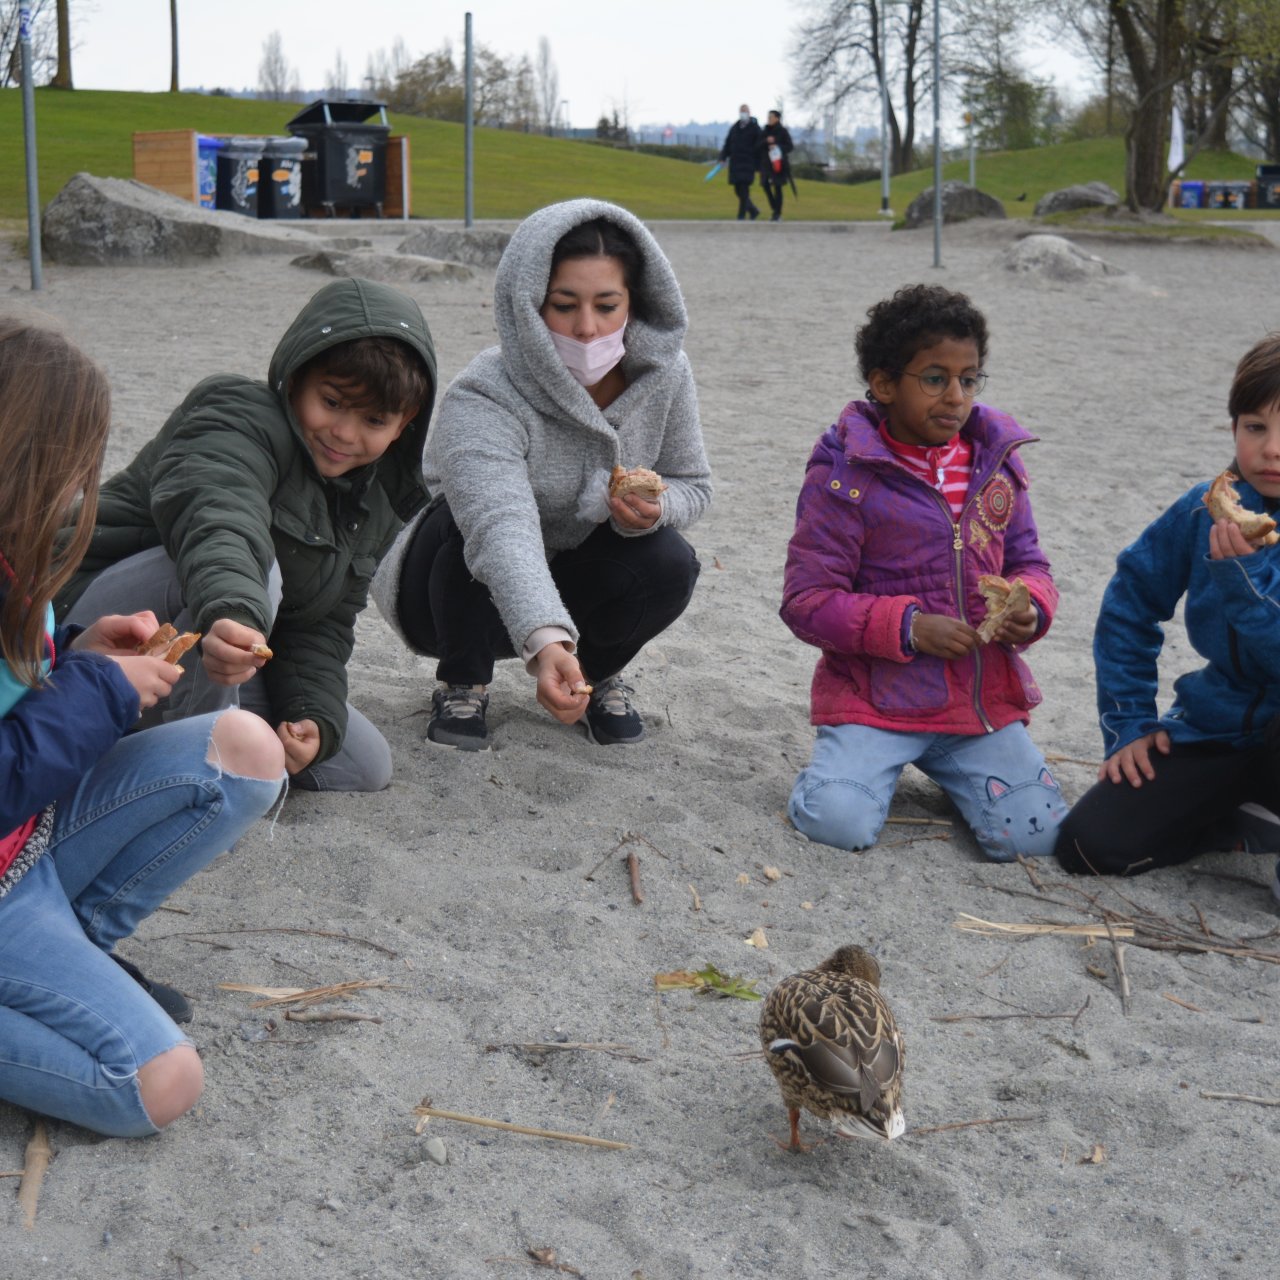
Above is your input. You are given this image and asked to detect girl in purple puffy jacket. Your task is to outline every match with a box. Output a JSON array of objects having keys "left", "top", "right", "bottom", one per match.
[{"left": 780, "top": 284, "right": 1065, "bottom": 861}]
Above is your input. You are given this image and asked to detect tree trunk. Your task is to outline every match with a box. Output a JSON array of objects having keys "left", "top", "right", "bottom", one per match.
[
  {"left": 51, "top": 0, "right": 72, "bottom": 88},
  {"left": 170, "top": 0, "right": 179, "bottom": 92},
  {"left": 1204, "top": 60, "right": 1232, "bottom": 148},
  {"left": 1110, "top": 0, "right": 1181, "bottom": 211}
]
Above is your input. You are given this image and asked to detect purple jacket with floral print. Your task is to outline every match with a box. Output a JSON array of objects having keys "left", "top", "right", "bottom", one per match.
[{"left": 780, "top": 400, "right": 1056, "bottom": 734}]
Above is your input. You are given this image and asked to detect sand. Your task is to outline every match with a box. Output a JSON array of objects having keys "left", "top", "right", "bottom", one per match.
[{"left": 2, "top": 212, "right": 1279, "bottom": 1280}]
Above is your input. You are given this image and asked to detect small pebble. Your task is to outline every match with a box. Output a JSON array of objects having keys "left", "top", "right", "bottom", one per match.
[
  {"left": 425, "top": 1136, "right": 448, "bottom": 1166},
  {"left": 102, "top": 1230, "right": 112, "bottom": 1247}
]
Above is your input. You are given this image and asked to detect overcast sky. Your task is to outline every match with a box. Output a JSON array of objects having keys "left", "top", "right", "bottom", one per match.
[{"left": 71, "top": 1, "right": 1093, "bottom": 133}]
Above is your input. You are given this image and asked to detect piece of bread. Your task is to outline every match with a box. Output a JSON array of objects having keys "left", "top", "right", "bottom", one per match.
[
  {"left": 976, "top": 574, "right": 1031, "bottom": 644},
  {"left": 609, "top": 465, "right": 667, "bottom": 501},
  {"left": 250, "top": 644, "right": 273, "bottom": 660},
  {"left": 136, "top": 623, "right": 201, "bottom": 666},
  {"left": 1203, "top": 471, "right": 1279, "bottom": 546},
  {"left": 136, "top": 623, "right": 178, "bottom": 658}
]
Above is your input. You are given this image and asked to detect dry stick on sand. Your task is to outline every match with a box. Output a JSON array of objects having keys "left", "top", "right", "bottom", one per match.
[
  {"left": 285, "top": 1009, "right": 383, "bottom": 1024},
  {"left": 932, "top": 997, "right": 1090, "bottom": 1025},
  {"left": 626, "top": 851, "right": 644, "bottom": 905},
  {"left": 1103, "top": 918, "right": 1132, "bottom": 1015},
  {"left": 1200, "top": 1091, "right": 1280, "bottom": 1107},
  {"left": 907, "top": 1114, "right": 1044, "bottom": 1138},
  {"left": 18, "top": 1120, "right": 52, "bottom": 1229},
  {"left": 151, "top": 925, "right": 398, "bottom": 957},
  {"left": 884, "top": 816, "right": 953, "bottom": 827},
  {"left": 485, "top": 1042, "right": 649, "bottom": 1062},
  {"left": 412, "top": 1104, "right": 630, "bottom": 1150}
]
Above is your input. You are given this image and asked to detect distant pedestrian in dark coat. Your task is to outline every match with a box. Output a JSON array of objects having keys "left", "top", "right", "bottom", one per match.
[
  {"left": 760, "top": 109, "right": 794, "bottom": 222},
  {"left": 719, "top": 104, "right": 763, "bottom": 221}
]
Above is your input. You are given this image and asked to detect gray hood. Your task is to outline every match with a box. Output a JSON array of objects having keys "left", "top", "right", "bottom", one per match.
[{"left": 492, "top": 198, "right": 690, "bottom": 424}]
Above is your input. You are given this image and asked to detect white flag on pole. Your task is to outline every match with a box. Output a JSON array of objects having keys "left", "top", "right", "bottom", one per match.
[{"left": 1168, "top": 109, "right": 1186, "bottom": 173}]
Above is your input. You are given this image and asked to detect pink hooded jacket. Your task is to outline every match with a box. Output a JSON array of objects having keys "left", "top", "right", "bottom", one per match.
[{"left": 780, "top": 400, "right": 1056, "bottom": 735}]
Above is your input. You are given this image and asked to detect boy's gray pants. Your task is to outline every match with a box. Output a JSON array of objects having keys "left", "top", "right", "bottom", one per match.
[{"left": 64, "top": 546, "right": 392, "bottom": 793}]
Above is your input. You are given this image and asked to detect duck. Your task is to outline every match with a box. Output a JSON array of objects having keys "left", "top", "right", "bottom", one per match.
[{"left": 759, "top": 943, "right": 905, "bottom": 1151}]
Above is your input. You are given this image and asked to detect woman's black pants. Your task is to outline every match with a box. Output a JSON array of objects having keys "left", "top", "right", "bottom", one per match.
[{"left": 395, "top": 500, "right": 701, "bottom": 687}]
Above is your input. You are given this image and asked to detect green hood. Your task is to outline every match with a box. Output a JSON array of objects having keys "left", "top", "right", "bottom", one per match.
[{"left": 267, "top": 277, "right": 437, "bottom": 520}]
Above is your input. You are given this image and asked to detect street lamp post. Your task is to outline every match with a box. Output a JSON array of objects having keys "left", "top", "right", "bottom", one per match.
[
  {"left": 878, "top": 1, "right": 891, "bottom": 217},
  {"left": 560, "top": 99, "right": 570, "bottom": 136}
]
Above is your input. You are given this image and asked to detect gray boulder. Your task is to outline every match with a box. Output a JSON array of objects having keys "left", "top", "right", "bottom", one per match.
[
  {"left": 291, "top": 248, "right": 473, "bottom": 283},
  {"left": 398, "top": 225, "right": 511, "bottom": 268},
  {"left": 42, "top": 173, "right": 317, "bottom": 265},
  {"left": 998, "top": 234, "right": 1125, "bottom": 283},
  {"left": 902, "top": 181, "right": 1006, "bottom": 229},
  {"left": 1033, "top": 181, "right": 1121, "bottom": 218}
]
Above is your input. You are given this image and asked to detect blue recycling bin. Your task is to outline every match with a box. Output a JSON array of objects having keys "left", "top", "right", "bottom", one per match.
[
  {"left": 196, "top": 135, "right": 224, "bottom": 209},
  {"left": 1178, "top": 179, "right": 1204, "bottom": 209}
]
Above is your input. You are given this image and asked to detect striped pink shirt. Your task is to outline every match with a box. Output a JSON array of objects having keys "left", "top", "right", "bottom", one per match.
[{"left": 878, "top": 424, "right": 972, "bottom": 519}]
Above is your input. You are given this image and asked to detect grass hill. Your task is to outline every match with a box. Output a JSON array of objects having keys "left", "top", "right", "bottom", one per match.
[{"left": 0, "top": 88, "right": 1266, "bottom": 225}]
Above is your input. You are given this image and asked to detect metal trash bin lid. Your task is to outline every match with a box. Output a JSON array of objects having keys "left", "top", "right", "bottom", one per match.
[{"left": 287, "top": 99, "right": 389, "bottom": 128}]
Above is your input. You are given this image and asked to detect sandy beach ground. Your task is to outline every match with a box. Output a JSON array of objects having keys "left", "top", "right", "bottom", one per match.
[{"left": 2, "top": 209, "right": 1279, "bottom": 1280}]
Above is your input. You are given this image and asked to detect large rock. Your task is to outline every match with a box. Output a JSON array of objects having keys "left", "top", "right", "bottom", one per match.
[
  {"left": 1033, "top": 181, "right": 1121, "bottom": 218},
  {"left": 42, "top": 173, "right": 319, "bottom": 265},
  {"left": 398, "top": 225, "right": 511, "bottom": 268},
  {"left": 291, "top": 249, "right": 473, "bottom": 283},
  {"left": 902, "top": 181, "right": 1005, "bottom": 229},
  {"left": 998, "top": 234, "right": 1125, "bottom": 283}
]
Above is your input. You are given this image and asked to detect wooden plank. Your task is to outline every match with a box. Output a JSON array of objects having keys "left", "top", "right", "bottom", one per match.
[
  {"left": 133, "top": 129, "right": 197, "bottom": 202},
  {"left": 385, "top": 134, "right": 409, "bottom": 219}
]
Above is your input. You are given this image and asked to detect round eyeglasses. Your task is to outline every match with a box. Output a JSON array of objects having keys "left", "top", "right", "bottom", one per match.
[{"left": 902, "top": 370, "right": 988, "bottom": 398}]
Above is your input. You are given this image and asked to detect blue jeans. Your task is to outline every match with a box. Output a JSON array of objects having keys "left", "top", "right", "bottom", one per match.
[
  {"left": 0, "top": 713, "right": 283, "bottom": 1137},
  {"left": 789, "top": 721, "right": 1067, "bottom": 861},
  {"left": 64, "top": 545, "right": 392, "bottom": 793}
]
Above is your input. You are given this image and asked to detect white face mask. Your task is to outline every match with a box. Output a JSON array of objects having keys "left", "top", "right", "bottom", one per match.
[{"left": 548, "top": 320, "right": 627, "bottom": 387}]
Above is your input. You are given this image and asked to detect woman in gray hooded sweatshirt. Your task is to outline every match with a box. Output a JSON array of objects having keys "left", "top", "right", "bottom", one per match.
[{"left": 375, "top": 198, "right": 712, "bottom": 750}]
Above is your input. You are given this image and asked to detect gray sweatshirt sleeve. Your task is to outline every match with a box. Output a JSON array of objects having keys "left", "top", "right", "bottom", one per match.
[{"left": 432, "top": 381, "right": 579, "bottom": 650}]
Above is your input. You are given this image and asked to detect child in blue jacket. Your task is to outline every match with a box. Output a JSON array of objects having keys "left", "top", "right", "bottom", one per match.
[
  {"left": 1, "top": 321, "right": 285, "bottom": 1137},
  {"left": 1057, "top": 332, "right": 1280, "bottom": 899}
]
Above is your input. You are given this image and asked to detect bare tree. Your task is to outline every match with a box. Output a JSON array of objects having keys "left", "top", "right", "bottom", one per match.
[
  {"left": 535, "top": 36, "right": 559, "bottom": 133},
  {"left": 790, "top": 0, "right": 928, "bottom": 174},
  {"left": 1, "top": 0, "right": 56, "bottom": 88},
  {"left": 50, "top": 0, "right": 70, "bottom": 87},
  {"left": 169, "top": 0, "right": 178, "bottom": 92},
  {"left": 258, "top": 29, "right": 294, "bottom": 102},
  {"left": 326, "top": 48, "right": 348, "bottom": 96}
]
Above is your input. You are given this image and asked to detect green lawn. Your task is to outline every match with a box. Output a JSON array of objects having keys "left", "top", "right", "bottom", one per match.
[{"left": 0, "top": 88, "right": 1269, "bottom": 224}]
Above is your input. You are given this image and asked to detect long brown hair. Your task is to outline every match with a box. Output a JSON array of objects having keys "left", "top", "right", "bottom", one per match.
[{"left": 0, "top": 319, "right": 111, "bottom": 686}]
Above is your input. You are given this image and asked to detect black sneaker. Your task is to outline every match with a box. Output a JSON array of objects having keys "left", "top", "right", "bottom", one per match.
[
  {"left": 584, "top": 675, "right": 644, "bottom": 746},
  {"left": 426, "top": 684, "right": 491, "bottom": 750},
  {"left": 112, "top": 954, "right": 193, "bottom": 1025}
]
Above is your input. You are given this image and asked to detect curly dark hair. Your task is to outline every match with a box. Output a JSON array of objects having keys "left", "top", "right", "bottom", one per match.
[{"left": 854, "top": 283, "right": 989, "bottom": 384}]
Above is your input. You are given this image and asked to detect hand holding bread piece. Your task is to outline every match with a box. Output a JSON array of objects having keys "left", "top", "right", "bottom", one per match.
[
  {"left": 609, "top": 465, "right": 667, "bottom": 501},
  {"left": 136, "top": 623, "right": 202, "bottom": 668},
  {"left": 976, "top": 574, "right": 1032, "bottom": 644},
  {"left": 1202, "top": 470, "right": 1279, "bottom": 546}
]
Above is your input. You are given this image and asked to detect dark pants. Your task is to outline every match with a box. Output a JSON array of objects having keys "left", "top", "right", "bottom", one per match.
[
  {"left": 733, "top": 181, "right": 759, "bottom": 220},
  {"left": 1054, "top": 738, "right": 1280, "bottom": 876},
  {"left": 762, "top": 178, "right": 784, "bottom": 218},
  {"left": 396, "top": 500, "right": 701, "bottom": 686}
]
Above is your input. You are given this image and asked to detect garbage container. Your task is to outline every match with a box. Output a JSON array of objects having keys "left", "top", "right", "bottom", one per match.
[
  {"left": 1206, "top": 180, "right": 1252, "bottom": 210},
  {"left": 196, "top": 134, "right": 225, "bottom": 209},
  {"left": 1177, "top": 179, "right": 1204, "bottom": 209},
  {"left": 215, "top": 137, "right": 264, "bottom": 217},
  {"left": 1257, "top": 165, "right": 1280, "bottom": 210},
  {"left": 258, "top": 136, "right": 308, "bottom": 219},
  {"left": 287, "top": 99, "right": 390, "bottom": 215}
]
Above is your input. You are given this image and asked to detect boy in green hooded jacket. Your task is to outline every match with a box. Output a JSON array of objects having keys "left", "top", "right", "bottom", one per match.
[{"left": 57, "top": 278, "right": 436, "bottom": 792}]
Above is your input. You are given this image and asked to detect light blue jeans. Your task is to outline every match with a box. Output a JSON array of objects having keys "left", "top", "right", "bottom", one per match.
[
  {"left": 789, "top": 721, "right": 1067, "bottom": 861},
  {"left": 64, "top": 545, "right": 392, "bottom": 792},
  {"left": 0, "top": 712, "right": 283, "bottom": 1137}
]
